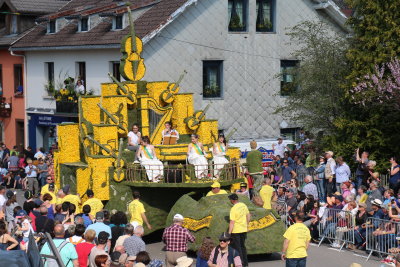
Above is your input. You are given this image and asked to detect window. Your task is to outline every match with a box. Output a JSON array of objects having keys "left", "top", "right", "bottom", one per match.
[
  {"left": 114, "top": 15, "right": 123, "bottom": 30},
  {"left": 256, "top": 0, "right": 274, "bottom": 32},
  {"left": 14, "top": 64, "right": 23, "bottom": 95},
  {"left": 280, "top": 60, "right": 299, "bottom": 96},
  {"left": 76, "top": 62, "right": 86, "bottom": 88},
  {"left": 45, "top": 62, "right": 54, "bottom": 95},
  {"left": 110, "top": 61, "right": 121, "bottom": 81},
  {"left": 203, "top": 61, "right": 223, "bottom": 98},
  {"left": 228, "top": 0, "right": 247, "bottom": 32},
  {"left": 80, "top": 17, "right": 89, "bottom": 32},
  {"left": 48, "top": 20, "right": 56, "bottom": 33}
]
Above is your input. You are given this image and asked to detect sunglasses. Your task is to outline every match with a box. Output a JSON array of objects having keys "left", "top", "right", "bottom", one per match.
[
  {"left": 47, "top": 178, "right": 53, "bottom": 181},
  {"left": 219, "top": 240, "right": 228, "bottom": 243},
  {"left": 283, "top": 162, "right": 288, "bottom": 163}
]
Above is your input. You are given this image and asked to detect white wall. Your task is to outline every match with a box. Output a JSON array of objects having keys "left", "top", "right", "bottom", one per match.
[{"left": 25, "top": 49, "right": 120, "bottom": 109}]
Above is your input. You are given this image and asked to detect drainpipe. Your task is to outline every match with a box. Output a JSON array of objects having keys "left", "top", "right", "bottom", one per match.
[{"left": 9, "top": 50, "right": 28, "bottom": 148}]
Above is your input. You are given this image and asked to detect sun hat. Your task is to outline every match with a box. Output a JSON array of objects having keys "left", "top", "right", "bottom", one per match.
[
  {"left": 211, "top": 181, "right": 221, "bottom": 188},
  {"left": 240, "top": 182, "right": 247, "bottom": 187},
  {"left": 358, "top": 203, "right": 367, "bottom": 209},
  {"left": 371, "top": 199, "right": 383, "bottom": 207},
  {"left": 325, "top": 151, "right": 334, "bottom": 157},
  {"left": 176, "top": 256, "right": 194, "bottom": 267}
]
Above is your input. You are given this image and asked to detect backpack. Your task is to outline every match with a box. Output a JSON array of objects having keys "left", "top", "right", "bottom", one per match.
[
  {"left": 212, "top": 246, "right": 239, "bottom": 267},
  {"left": 45, "top": 240, "right": 70, "bottom": 267}
]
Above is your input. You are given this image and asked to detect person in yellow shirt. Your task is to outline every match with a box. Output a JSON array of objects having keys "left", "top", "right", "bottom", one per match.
[
  {"left": 44, "top": 183, "right": 57, "bottom": 204},
  {"left": 82, "top": 189, "right": 104, "bottom": 216},
  {"left": 228, "top": 193, "right": 250, "bottom": 267},
  {"left": 40, "top": 175, "right": 58, "bottom": 196},
  {"left": 61, "top": 185, "right": 82, "bottom": 213},
  {"left": 259, "top": 178, "right": 275, "bottom": 210},
  {"left": 128, "top": 191, "right": 152, "bottom": 230},
  {"left": 206, "top": 181, "right": 228, "bottom": 197},
  {"left": 281, "top": 211, "right": 311, "bottom": 266}
]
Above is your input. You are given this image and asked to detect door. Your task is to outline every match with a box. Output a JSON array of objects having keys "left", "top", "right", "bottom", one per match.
[{"left": 15, "top": 120, "right": 24, "bottom": 148}]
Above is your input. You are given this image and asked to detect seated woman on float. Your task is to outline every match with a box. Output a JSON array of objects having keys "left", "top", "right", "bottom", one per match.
[
  {"left": 161, "top": 121, "right": 179, "bottom": 145},
  {"left": 212, "top": 134, "right": 229, "bottom": 178},
  {"left": 136, "top": 136, "right": 164, "bottom": 182},
  {"left": 187, "top": 134, "right": 208, "bottom": 179}
]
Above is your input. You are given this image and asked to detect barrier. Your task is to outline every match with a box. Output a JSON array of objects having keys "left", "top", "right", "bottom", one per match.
[
  {"left": 318, "top": 208, "right": 355, "bottom": 251},
  {"left": 365, "top": 217, "right": 400, "bottom": 261}
]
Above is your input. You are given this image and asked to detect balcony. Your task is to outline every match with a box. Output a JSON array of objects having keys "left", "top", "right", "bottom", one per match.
[
  {"left": 56, "top": 101, "right": 78, "bottom": 114},
  {"left": 0, "top": 97, "right": 12, "bottom": 117}
]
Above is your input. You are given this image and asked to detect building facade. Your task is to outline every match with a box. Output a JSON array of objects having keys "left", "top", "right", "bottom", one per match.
[{"left": 11, "top": 0, "right": 348, "bottom": 148}]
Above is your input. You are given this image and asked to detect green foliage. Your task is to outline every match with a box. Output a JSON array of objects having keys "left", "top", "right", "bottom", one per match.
[
  {"left": 346, "top": 0, "right": 400, "bottom": 86},
  {"left": 275, "top": 21, "right": 350, "bottom": 132}
]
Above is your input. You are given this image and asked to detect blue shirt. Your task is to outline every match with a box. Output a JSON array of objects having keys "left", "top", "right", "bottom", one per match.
[
  {"left": 86, "top": 222, "right": 112, "bottom": 238},
  {"left": 389, "top": 165, "right": 400, "bottom": 185},
  {"left": 281, "top": 166, "right": 293, "bottom": 182}
]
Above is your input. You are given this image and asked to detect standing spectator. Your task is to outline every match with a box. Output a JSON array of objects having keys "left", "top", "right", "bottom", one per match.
[
  {"left": 40, "top": 224, "right": 79, "bottom": 266},
  {"left": 37, "top": 158, "right": 48, "bottom": 187},
  {"left": 259, "top": 178, "right": 275, "bottom": 210},
  {"left": 88, "top": 231, "right": 111, "bottom": 267},
  {"left": 228, "top": 194, "right": 250, "bottom": 267},
  {"left": 302, "top": 175, "right": 318, "bottom": 200},
  {"left": 1, "top": 144, "right": 10, "bottom": 167},
  {"left": 0, "top": 220, "right": 19, "bottom": 250},
  {"left": 110, "top": 211, "right": 128, "bottom": 251},
  {"left": 246, "top": 141, "right": 263, "bottom": 195},
  {"left": 7, "top": 152, "right": 19, "bottom": 173},
  {"left": 34, "top": 147, "right": 45, "bottom": 160},
  {"left": 355, "top": 148, "right": 369, "bottom": 189},
  {"left": 281, "top": 160, "right": 297, "bottom": 184},
  {"left": 40, "top": 175, "right": 58, "bottom": 199},
  {"left": 25, "top": 159, "right": 38, "bottom": 196},
  {"left": 281, "top": 211, "right": 311, "bottom": 267},
  {"left": 77, "top": 205, "right": 93, "bottom": 228},
  {"left": 24, "top": 146, "right": 34, "bottom": 162},
  {"left": 5, "top": 190, "right": 18, "bottom": 232},
  {"left": 114, "top": 224, "right": 134, "bottom": 251},
  {"left": 208, "top": 232, "right": 242, "bottom": 267},
  {"left": 94, "top": 255, "right": 110, "bottom": 267},
  {"left": 67, "top": 223, "right": 86, "bottom": 246},
  {"left": 0, "top": 185, "right": 6, "bottom": 211},
  {"left": 366, "top": 181, "right": 383, "bottom": 212},
  {"left": 335, "top": 157, "right": 351, "bottom": 193},
  {"left": 82, "top": 189, "right": 104, "bottom": 217},
  {"left": 76, "top": 229, "right": 96, "bottom": 267},
  {"left": 324, "top": 151, "right": 336, "bottom": 196},
  {"left": 86, "top": 212, "right": 112, "bottom": 238},
  {"left": 305, "top": 147, "right": 317, "bottom": 173},
  {"left": 389, "top": 156, "right": 400, "bottom": 195},
  {"left": 35, "top": 206, "right": 55, "bottom": 234},
  {"left": 196, "top": 237, "right": 215, "bottom": 267},
  {"left": 123, "top": 225, "right": 146, "bottom": 257},
  {"left": 128, "top": 191, "right": 151, "bottom": 229},
  {"left": 42, "top": 193, "right": 55, "bottom": 219},
  {"left": 314, "top": 156, "right": 326, "bottom": 201},
  {"left": 354, "top": 203, "right": 368, "bottom": 249},
  {"left": 162, "top": 213, "right": 195, "bottom": 267},
  {"left": 273, "top": 138, "right": 291, "bottom": 158},
  {"left": 61, "top": 185, "right": 82, "bottom": 213}
]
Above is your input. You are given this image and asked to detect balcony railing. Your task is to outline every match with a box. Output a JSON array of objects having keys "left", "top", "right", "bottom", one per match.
[{"left": 56, "top": 101, "right": 78, "bottom": 114}]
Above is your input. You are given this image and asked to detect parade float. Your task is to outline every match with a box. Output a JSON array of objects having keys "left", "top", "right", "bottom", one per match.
[{"left": 53, "top": 8, "right": 284, "bottom": 254}]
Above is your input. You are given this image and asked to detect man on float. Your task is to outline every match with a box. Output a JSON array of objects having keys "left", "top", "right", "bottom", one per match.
[{"left": 206, "top": 181, "right": 228, "bottom": 196}]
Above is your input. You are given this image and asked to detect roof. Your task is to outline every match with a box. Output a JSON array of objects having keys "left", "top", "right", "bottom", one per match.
[
  {"left": 0, "top": 0, "right": 68, "bottom": 14},
  {"left": 11, "top": 0, "right": 194, "bottom": 50}
]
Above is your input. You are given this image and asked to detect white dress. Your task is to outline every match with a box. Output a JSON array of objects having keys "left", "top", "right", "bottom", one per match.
[
  {"left": 213, "top": 143, "right": 229, "bottom": 176},
  {"left": 139, "top": 146, "right": 164, "bottom": 182},
  {"left": 187, "top": 143, "right": 208, "bottom": 178}
]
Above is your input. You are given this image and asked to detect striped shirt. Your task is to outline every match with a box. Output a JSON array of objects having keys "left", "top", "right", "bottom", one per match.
[{"left": 162, "top": 223, "right": 195, "bottom": 252}]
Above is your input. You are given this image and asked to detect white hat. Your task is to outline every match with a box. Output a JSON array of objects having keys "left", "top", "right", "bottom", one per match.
[
  {"left": 173, "top": 214, "right": 184, "bottom": 221},
  {"left": 176, "top": 256, "right": 193, "bottom": 267},
  {"left": 325, "top": 151, "right": 334, "bottom": 157},
  {"left": 371, "top": 199, "right": 383, "bottom": 207}
]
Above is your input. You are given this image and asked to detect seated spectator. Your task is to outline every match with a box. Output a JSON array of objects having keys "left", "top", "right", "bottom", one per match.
[
  {"left": 296, "top": 191, "right": 307, "bottom": 212},
  {"left": 356, "top": 185, "right": 368, "bottom": 204},
  {"left": 288, "top": 179, "right": 299, "bottom": 196},
  {"left": 35, "top": 206, "right": 55, "bottom": 234},
  {"left": 341, "top": 182, "right": 352, "bottom": 200},
  {"left": 383, "top": 189, "right": 396, "bottom": 206},
  {"left": 40, "top": 224, "right": 78, "bottom": 266},
  {"left": 76, "top": 229, "right": 96, "bottom": 267},
  {"left": 207, "top": 232, "right": 242, "bottom": 267},
  {"left": 114, "top": 224, "right": 134, "bottom": 251},
  {"left": 196, "top": 237, "right": 215, "bottom": 267},
  {"left": 123, "top": 225, "right": 146, "bottom": 257},
  {"left": 366, "top": 181, "right": 383, "bottom": 212},
  {"left": 89, "top": 231, "right": 111, "bottom": 267}
]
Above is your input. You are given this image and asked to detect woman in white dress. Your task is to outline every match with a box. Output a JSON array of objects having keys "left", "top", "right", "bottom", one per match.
[
  {"left": 213, "top": 134, "right": 229, "bottom": 177},
  {"left": 187, "top": 134, "right": 208, "bottom": 179},
  {"left": 161, "top": 121, "right": 179, "bottom": 144},
  {"left": 136, "top": 136, "right": 164, "bottom": 182}
]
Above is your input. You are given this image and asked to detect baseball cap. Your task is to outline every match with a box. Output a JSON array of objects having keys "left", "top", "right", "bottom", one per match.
[
  {"left": 34, "top": 199, "right": 44, "bottom": 206},
  {"left": 173, "top": 214, "right": 184, "bottom": 221},
  {"left": 96, "top": 211, "right": 104, "bottom": 220},
  {"left": 98, "top": 231, "right": 110, "bottom": 243},
  {"left": 6, "top": 190, "right": 14, "bottom": 199},
  {"left": 24, "top": 190, "right": 33, "bottom": 200},
  {"left": 86, "top": 189, "right": 94, "bottom": 197},
  {"left": 211, "top": 181, "right": 221, "bottom": 188},
  {"left": 15, "top": 209, "right": 27, "bottom": 218},
  {"left": 228, "top": 193, "right": 238, "bottom": 200},
  {"left": 240, "top": 182, "right": 247, "bottom": 187},
  {"left": 219, "top": 232, "right": 231, "bottom": 241},
  {"left": 49, "top": 183, "right": 55, "bottom": 190}
]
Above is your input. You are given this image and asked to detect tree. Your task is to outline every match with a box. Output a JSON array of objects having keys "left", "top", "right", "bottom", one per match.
[
  {"left": 275, "top": 21, "right": 350, "bottom": 132},
  {"left": 346, "top": 0, "right": 400, "bottom": 85}
]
